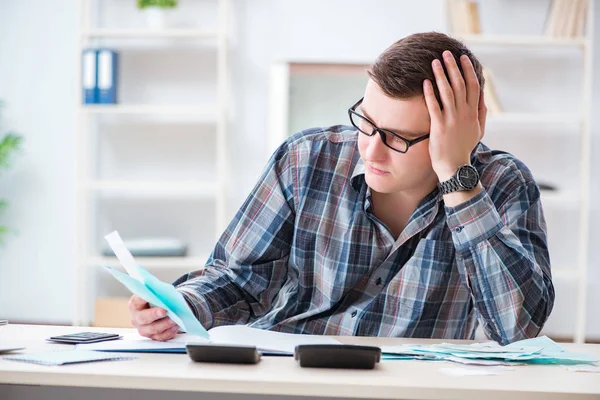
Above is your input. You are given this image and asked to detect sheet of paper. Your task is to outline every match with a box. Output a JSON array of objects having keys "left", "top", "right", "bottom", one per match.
[
  {"left": 136, "top": 266, "right": 209, "bottom": 339},
  {"left": 436, "top": 342, "right": 542, "bottom": 355},
  {"left": 511, "top": 336, "right": 565, "bottom": 353},
  {"left": 206, "top": 325, "right": 341, "bottom": 354},
  {"left": 104, "top": 266, "right": 185, "bottom": 329},
  {"left": 4, "top": 350, "right": 136, "bottom": 366},
  {"left": 381, "top": 336, "right": 598, "bottom": 366},
  {"left": 0, "top": 344, "right": 25, "bottom": 354},
  {"left": 78, "top": 326, "right": 340, "bottom": 355},
  {"left": 77, "top": 340, "right": 186, "bottom": 353},
  {"left": 76, "top": 332, "right": 207, "bottom": 353},
  {"left": 105, "top": 231, "right": 143, "bottom": 282},
  {"left": 104, "top": 266, "right": 209, "bottom": 339}
]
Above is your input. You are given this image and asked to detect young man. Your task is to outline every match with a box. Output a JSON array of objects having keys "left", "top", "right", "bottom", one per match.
[{"left": 129, "top": 32, "right": 554, "bottom": 345}]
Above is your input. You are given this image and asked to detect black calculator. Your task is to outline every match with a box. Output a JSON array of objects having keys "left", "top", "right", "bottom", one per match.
[{"left": 47, "top": 332, "right": 122, "bottom": 344}]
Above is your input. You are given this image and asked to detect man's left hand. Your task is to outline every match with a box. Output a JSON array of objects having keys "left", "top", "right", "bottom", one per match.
[{"left": 423, "top": 50, "right": 487, "bottom": 183}]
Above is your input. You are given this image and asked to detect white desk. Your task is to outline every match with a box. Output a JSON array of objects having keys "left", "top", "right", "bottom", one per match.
[{"left": 1, "top": 324, "right": 599, "bottom": 400}]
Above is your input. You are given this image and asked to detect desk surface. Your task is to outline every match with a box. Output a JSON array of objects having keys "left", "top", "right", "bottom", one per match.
[{"left": 1, "top": 324, "right": 599, "bottom": 400}]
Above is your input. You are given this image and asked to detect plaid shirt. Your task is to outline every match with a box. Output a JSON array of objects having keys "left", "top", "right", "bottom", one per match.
[{"left": 175, "top": 125, "right": 554, "bottom": 344}]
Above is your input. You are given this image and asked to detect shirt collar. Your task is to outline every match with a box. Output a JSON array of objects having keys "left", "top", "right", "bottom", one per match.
[{"left": 351, "top": 158, "right": 366, "bottom": 193}]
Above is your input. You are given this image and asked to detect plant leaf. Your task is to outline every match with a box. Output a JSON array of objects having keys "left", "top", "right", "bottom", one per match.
[{"left": 0, "top": 133, "right": 23, "bottom": 169}]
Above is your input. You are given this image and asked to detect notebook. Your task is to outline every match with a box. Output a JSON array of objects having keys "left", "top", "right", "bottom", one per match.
[
  {"left": 3, "top": 350, "right": 136, "bottom": 366},
  {"left": 77, "top": 325, "right": 339, "bottom": 355}
]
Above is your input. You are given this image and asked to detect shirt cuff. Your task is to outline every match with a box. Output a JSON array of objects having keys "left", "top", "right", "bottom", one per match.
[
  {"left": 445, "top": 188, "right": 503, "bottom": 251},
  {"left": 177, "top": 286, "right": 215, "bottom": 330}
]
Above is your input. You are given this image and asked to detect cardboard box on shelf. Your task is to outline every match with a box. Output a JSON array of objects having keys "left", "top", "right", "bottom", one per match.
[{"left": 93, "top": 297, "right": 134, "bottom": 328}]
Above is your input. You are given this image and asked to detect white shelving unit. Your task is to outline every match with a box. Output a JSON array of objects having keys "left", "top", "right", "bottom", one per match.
[
  {"left": 73, "top": 0, "right": 231, "bottom": 326},
  {"left": 268, "top": 1, "right": 594, "bottom": 343},
  {"left": 455, "top": 1, "right": 595, "bottom": 344}
]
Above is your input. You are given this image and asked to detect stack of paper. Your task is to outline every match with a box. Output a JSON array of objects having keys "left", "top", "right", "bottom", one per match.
[{"left": 381, "top": 336, "right": 599, "bottom": 366}]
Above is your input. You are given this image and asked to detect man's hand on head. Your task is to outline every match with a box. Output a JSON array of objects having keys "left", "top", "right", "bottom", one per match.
[{"left": 423, "top": 51, "right": 487, "bottom": 183}]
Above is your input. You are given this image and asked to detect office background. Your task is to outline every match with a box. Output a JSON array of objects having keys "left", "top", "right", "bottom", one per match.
[{"left": 0, "top": 0, "right": 598, "bottom": 341}]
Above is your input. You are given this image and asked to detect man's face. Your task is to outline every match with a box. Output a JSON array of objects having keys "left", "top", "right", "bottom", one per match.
[{"left": 357, "top": 79, "right": 438, "bottom": 196}]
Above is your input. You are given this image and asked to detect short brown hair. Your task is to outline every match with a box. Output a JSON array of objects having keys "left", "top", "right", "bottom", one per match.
[{"left": 368, "top": 32, "right": 484, "bottom": 109}]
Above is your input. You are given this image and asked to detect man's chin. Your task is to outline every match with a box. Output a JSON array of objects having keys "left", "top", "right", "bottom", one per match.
[{"left": 365, "top": 174, "right": 399, "bottom": 194}]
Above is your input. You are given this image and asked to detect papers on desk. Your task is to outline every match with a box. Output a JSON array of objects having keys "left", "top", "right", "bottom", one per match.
[
  {"left": 100, "top": 231, "right": 339, "bottom": 355},
  {"left": 381, "top": 336, "right": 599, "bottom": 366},
  {"left": 77, "top": 325, "right": 340, "bottom": 355},
  {"left": 3, "top": 350, "right": 136, "bottom": 366}
]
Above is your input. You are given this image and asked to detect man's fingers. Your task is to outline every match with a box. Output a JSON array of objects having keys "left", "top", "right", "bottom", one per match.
[
  {"left": 460, "top": 54, "right": 481, "bottom": 109},
  {"left": 133, "top": 306, "right": 167, "bottom": 326},
  {"left": 151, "top": 325, "right": 179, "bottom": 342},
  {"left": 138, "top": 317, "right": 178, "bottom": 338},
  {"left": 442, "top": 51, "right": 466, "bottom": 105},
  {"left": 423, "top": 79, "right": 443, "bottom": 122},
  {"left": 128, "top": 295, "right": 149, "bottom": 312},
  {"left": 431, "top": 58, "right": 455, "bottom": 111}
]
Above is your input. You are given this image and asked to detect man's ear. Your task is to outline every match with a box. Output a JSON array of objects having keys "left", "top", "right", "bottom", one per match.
[{"left": 478, "top": 90, "right": 487, "bottom": 141}]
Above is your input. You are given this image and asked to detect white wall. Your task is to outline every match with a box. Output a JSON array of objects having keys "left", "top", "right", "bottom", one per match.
[{"left": 0, "top": 0, "right": 598, "bottom": 338}]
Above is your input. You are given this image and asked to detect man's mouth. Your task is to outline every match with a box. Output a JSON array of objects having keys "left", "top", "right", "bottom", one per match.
[{"left": 367, "top": 164, "right": 389, "bottom": 175}]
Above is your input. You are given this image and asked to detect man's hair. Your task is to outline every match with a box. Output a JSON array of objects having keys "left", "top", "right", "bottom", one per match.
[{"left": 368, "top": 32, "right": 485, "bottom": 109}]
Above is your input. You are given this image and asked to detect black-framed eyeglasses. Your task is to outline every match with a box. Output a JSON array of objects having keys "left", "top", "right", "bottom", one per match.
[{"left": 348, "top": 97, "right": 430, "bottom": 154}]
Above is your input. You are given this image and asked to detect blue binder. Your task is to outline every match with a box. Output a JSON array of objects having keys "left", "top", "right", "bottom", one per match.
[
  {"left": 97, "top": 49, "right": 118, "bottom": 104},
  {"left": 81, "top": 48, "right": 97, "bottom": 104}
]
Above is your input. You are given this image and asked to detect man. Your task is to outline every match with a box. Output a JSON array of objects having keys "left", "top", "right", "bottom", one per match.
[{"left": 129, "top": 32, "right": 554, "bottom": 345}]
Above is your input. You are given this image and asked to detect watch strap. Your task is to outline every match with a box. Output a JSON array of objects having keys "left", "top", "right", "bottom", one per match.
[{"left": 438, "top": 177, "right": 461, "bottom": 195}]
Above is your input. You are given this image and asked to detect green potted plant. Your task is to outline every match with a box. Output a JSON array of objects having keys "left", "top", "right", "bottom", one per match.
[
  {"left": 137, "top": 0, "right": 178, "bottom": 29},
  {"left": 0, "top": 103, "right": 23, "bottom": 244}
]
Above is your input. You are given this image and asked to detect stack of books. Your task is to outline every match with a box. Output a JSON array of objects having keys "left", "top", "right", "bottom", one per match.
[
  {"left": 544, "top": 0, "right": 588, "bottom": 38},
  {"left": 448, "top": 0, "right": 481, "bottom": 35}
]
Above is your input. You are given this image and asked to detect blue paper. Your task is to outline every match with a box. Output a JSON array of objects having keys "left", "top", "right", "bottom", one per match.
[
  {"left": 381, "top": 336, "right": 598, "bottom": 365},
  {"left": 104, "top": 266, "right": 209, "bottom": 339}
]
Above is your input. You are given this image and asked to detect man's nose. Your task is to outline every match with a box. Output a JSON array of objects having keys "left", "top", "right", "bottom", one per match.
[{"left": 365, "top": 131, "right": 388, "bottom": 160}]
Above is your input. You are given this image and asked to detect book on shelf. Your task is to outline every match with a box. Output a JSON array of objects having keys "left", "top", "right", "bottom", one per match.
[
  {"left": 544, "top": 0, "right": 588, "bottom": 38},
  {"left": 448, "top": 0, "right": 481, "bottom": 35},
  {"left": 81, "top": 48, "right": 119, "bottom": 105},
  {"left": 482, "top": 68, "right": 502, "bottom": 115}
]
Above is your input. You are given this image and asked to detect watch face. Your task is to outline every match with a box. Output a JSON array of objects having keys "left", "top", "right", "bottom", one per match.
[{"left": 457, "top": 165, "right": 479, "bottom": 189}]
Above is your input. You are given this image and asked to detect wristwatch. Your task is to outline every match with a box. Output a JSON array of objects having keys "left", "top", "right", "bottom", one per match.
[{"left": 438, "top": 164, "right": 480, "bottom": 194}]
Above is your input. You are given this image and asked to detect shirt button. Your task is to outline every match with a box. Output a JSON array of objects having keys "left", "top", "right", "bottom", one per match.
[
  {"left": 351, "top": 310, "right": 357, "bottom": 318},
  {"left": 455, "top": 226, "right": 464, "bottom": 233},
  {"left": 375, "top": 277, "right": 382, "bottom": 286}
]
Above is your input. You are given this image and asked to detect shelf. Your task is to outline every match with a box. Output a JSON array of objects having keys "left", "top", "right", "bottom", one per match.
[
  {"left": 80, "top": 104, "right": 217, "bottom": 117},
  {"left": 487, "top": 112, "right": 580, "bottom": 124},
  {"left": 88, "top": 256, "right": 208, "bottom": 269},
  {"left": 457, "top": 34, "right": 587, "bottom": 47},
  {"left": 83, "top": 29, "right": 218, "bottom": 39},
  {"left": 87, "top": 181, "right": 218, "bottom": 198}
]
